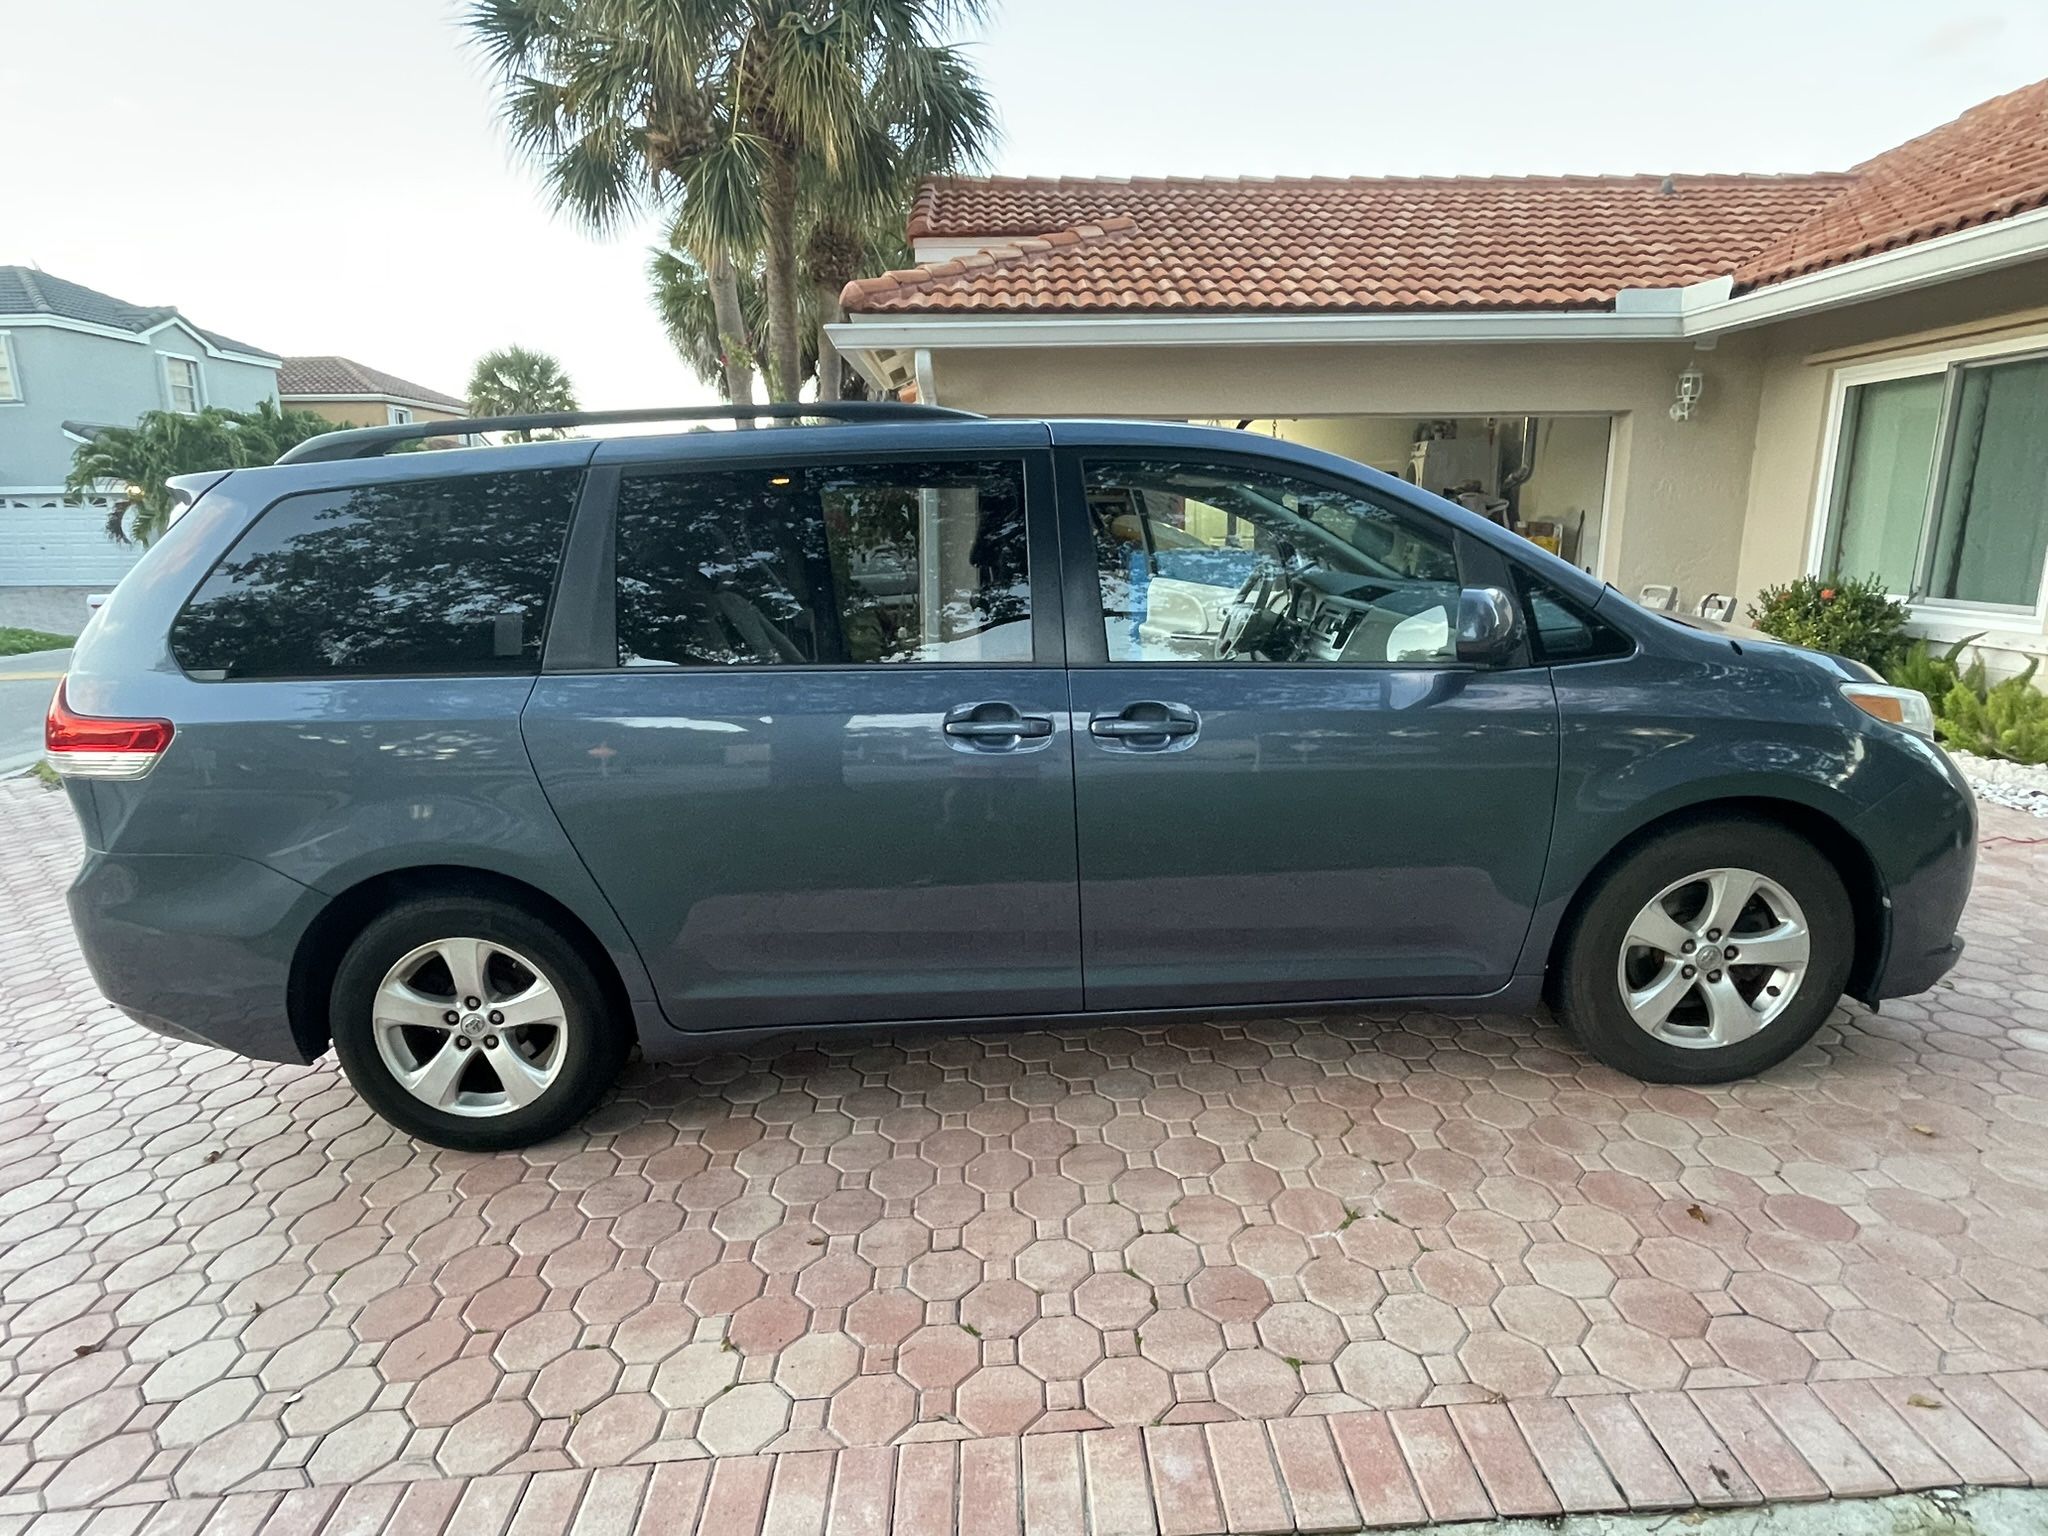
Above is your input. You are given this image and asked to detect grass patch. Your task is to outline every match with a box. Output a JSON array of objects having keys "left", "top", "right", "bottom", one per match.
[{"left": 0, "top": 627, "right": 74, "bottom": 657}]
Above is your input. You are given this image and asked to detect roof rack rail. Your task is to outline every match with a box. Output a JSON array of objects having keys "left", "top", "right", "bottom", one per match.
[{"left": 275, "top": 402, "right": 985, "bottom": 465}]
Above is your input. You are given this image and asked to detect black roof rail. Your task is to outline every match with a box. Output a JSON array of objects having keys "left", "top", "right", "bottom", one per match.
[{"left": 275, "top": 402, "right": 986, "bottom": 466}]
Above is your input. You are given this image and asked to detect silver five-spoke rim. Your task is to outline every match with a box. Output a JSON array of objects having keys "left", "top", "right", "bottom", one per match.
[
  {"left": 372, "top": 938, "right": 566, "bottom": 1118},
  {"left": 1616, "top": 867, "right": 1811, "bottom": 1050}
]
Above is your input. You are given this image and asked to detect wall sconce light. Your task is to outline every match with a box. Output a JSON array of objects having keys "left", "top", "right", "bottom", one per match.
[{"left": 1670, "top": 360, "right": 1705, "bottom": 422}]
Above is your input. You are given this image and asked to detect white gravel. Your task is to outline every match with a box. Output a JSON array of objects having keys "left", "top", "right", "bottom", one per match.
[{"left": 1948, "top": 746, "right": 2048, "bottom": 817}]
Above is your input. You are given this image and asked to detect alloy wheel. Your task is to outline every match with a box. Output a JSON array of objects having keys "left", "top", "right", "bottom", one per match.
[
  {"left": 1615, "top": 867, "right": 1812, "bottom": 1049},
  {"left": 371, "top": 937, "right": 566, "bottom": 1117}
]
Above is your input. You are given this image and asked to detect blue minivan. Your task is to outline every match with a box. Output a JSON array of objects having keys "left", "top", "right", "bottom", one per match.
[{"left": 50, "top": 405, "right": 1975, "bottom": 1149}]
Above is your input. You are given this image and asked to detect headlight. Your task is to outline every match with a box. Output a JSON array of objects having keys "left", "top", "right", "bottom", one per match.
[{"left": 1841, "top": 683, "right": 1936, "bottom": 740}]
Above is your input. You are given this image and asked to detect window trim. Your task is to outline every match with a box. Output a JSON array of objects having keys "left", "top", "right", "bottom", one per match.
[
  {"left": 159, "top": 351, "right": 204, "bottom": 414},
  {"left": 388, "top": 404, "right": 413, "bottom": 425},
  {"left": 0, "top": 331, "right": 20, "bottom": 404},
  {"left": 1809, "top": 329, "right": 2048, "bottom": 626},
  {"left": 1056, "top": 445, "right": 1492, "bottom": 671},
  {"left": 563, "top": 447, "right": 1063, "bottom": 675}
]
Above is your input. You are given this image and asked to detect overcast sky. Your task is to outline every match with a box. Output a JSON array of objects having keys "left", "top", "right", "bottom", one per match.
[{"left": 5, "top": 1, "right": 2044, "bottom": 411}]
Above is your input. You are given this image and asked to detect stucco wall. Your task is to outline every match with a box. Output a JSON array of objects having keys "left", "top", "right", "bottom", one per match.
[
  {"left": 0, "top": 323, "right": 277, "bottom": 488},
  {"left": 928, "top": 337, "right": 1764, "bottom": 601},
  {"left": 288, "top": 400, "right": 465, "bottom": 429},
  {"left": 1734, "top": 259, "right": 2048, "bottom": 625}
]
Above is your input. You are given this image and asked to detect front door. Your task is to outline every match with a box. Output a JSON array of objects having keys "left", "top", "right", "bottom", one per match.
[
  {"left": 524, "top": 438, "right": 1082, "bottom": 1030},
  {"left": 1058, "top": 446, "right": 1559, "bottom": 1009}
]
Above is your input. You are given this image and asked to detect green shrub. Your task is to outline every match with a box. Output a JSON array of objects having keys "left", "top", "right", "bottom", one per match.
[
  {"left": 1885, "top": 634, "right": 2048, "bottom": 764},
  {"left": 1747, "top": 574, "right": 1909, "bottom": 672}
]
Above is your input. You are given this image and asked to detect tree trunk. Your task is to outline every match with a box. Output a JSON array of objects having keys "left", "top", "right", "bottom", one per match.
[
  {"left": 814, "top": 278, "right": 845, "bottom": 402},
  {"left": 760, "top": 150, "right": 803, "bottom": 403},
  {"left": 706, "top": 251, "right": 756, "bottom": 416}
]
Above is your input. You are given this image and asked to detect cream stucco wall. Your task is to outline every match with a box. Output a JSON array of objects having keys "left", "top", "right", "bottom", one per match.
[
  {"left": 286, "top": 400, "right": 465, "bottom": 429},
  {"left": 1734, "top": 259, "right": 2048, "bottom": 628},
  {"left": 927, "top": 337, "right": 1765, "bottom": 602}
]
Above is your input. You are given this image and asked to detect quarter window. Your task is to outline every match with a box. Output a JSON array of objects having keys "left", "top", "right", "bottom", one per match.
[
  {"left": 171, "top": 469, "right": 581, "bottom": 679},
  {"left": 1085, "top": 458, "right": 1461, "bottom": 665},
  {"left": 614, "top": 459, "right": 1031, "bottom": 667},
  {"left": 1824, "top": 351, "right": 2048, "bottom": 610},
  {"left": 163, "top": 355, "right": 201, "bottom": 413}
]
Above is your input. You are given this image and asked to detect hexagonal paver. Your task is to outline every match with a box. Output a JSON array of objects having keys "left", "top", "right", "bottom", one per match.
[{"left": 4, "top": 778, "right": 2048, "bottom": 1515}]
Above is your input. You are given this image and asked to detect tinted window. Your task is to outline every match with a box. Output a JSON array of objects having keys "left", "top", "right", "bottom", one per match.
[
  {"left": 172, "top": 469, "right": 581, "bottom": 679},
  {"left": 615, "top": 459, "right": 1030, "bottom": 667},
  {"left": 1514, "top": 570, "right": 1634, "bottom": 664},
  {"left": 1086, "top": 458, "right": 1461, "bottom": 664}
]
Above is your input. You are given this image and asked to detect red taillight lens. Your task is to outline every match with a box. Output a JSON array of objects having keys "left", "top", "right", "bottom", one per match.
[{"left": 45, "top": 679, "right": 174, "bottom": 779}]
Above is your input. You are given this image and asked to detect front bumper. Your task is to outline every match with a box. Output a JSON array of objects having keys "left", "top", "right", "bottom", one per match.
[
  {"left": 68, "top": 850, "right": 325, "bottom": 1064},
  {"left": 1856, "top": 749, "right": 1977, "bottom": 1003}
]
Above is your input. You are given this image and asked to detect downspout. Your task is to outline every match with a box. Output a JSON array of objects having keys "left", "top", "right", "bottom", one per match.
[
  {"left": 1500, "top": 416, "right": 1539, "bottom": 524},
  {"left": 913, "top": 348, "right": 938, "bottom": 408}
]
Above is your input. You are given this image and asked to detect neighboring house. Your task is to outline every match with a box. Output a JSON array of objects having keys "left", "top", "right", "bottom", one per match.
[
  {"left": 831, "top": 77, "right": 2048, "bottom": 673},
  {"left": 0, "top": 267, "right": 280, "bottom": 630},
  {"left": 278, "top": 356, "right": 468, "bottom": 429}
]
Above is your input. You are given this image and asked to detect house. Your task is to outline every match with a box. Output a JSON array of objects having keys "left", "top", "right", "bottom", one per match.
[
  {"left": 0, "top": 267, "right": 280, "bottom": 630},
  {"left": 278, "top": 356, "right": 467, "bottom": 429},
  {"left": 829, "top": 77, "right": 2048, "bottom": 673}
]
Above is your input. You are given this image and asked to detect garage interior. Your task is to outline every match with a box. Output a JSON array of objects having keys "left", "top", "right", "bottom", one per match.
[{"left": 1199, "top": 415, "right": 1615, "bottom": 577}]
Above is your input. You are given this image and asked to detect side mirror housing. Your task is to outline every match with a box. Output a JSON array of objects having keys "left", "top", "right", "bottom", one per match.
[{"left": 1456, "top": 586, "right": 1522, "bottom": 664}]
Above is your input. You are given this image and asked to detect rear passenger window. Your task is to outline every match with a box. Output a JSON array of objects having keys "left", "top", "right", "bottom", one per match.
[
  {"left": 172, "top": 470, "right": 581, "bottom": 679},
  {"left": 615, "top": 459, "right": 1030, "bottom": 667}
]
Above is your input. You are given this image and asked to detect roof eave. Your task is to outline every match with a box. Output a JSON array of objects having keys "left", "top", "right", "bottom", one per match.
[{"left": 831, "top": 203, "right": 2048, "bottom": 361}]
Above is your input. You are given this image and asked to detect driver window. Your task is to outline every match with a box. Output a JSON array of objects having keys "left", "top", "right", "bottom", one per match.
[{"left": 1085, "top": 458, "right": 1461, "bottom": 665}]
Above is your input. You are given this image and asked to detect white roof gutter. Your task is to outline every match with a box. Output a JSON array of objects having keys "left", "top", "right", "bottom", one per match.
[{"left": 829, "top": 202, "right": 2048, "bottom": 358}]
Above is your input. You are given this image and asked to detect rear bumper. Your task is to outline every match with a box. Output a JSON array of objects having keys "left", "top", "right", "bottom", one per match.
[{"left": 68, "top": 850, "right": 324, "bottom": 1064}]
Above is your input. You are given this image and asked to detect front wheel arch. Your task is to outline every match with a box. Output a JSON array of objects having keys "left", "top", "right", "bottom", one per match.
[{"left": 1544, "top": 796, "right": 1886, "bottom": 1007}]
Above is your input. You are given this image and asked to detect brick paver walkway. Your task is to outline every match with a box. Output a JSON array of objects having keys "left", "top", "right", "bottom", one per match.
[{"left": 4, "top": 779, "right": 2048, "bottom": 1534}]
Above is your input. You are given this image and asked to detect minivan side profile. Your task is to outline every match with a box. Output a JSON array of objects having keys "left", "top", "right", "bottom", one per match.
[{"left": 52, "top": 405, "right": 1976, "bottom": 1150}]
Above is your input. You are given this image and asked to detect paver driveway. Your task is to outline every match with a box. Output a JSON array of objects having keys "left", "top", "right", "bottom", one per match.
[{"left": 5, "top": 778, "right": 2048, "bottom": 1534}]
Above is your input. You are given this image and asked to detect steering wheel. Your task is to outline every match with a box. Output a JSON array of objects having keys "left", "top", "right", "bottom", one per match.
[{"left": 1215, "top": 561, "right": 1283, "bottom": 660}]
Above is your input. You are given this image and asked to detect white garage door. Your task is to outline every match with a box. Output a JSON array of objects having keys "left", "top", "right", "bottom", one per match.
[{"left": 0, "top": 493, "right": 146, "bottom": 586}]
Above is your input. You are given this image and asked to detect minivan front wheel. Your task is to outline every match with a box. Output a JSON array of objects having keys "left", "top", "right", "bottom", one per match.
[
  {"left": 1556, "top": 819, "right": 1854, "bottom": 1083},
  {"left": 330, "top": 895, "right": 627, "bottom": 1150}
]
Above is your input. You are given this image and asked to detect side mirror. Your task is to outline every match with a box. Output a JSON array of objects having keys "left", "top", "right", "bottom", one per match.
[{"left": 1456, "top": 586, "right": 1522, "bottom": 663}]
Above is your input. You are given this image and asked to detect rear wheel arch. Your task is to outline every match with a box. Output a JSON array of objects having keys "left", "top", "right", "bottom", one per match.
[
  {"left": 1545, "top": 796, "right": 1887, "bottom": 1005},
  {"left": 288, "top": 865, "right": 638, "bottom": 1061}
]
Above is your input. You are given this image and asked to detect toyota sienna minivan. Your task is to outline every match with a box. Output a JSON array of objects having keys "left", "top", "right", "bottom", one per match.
[{"left": 50, "top": 404, "right": 1975, "bottom": 1150}]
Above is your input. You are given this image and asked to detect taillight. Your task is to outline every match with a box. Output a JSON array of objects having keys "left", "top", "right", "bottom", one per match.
[{"left": 45, "top": 679, "right": 174, "bottom": 780}]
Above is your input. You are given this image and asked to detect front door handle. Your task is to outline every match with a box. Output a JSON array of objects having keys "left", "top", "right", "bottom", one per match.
[
  {"left": 1088, "top": 702, "right": 1200, "bottom": 751},
  {"left": 943, "top": 702, "right": 1054, "bottom": 751}
]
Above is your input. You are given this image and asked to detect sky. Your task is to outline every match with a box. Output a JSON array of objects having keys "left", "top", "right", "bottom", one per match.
[{"left": 5, "top": 1, "right": 2046, "bottom": 412}]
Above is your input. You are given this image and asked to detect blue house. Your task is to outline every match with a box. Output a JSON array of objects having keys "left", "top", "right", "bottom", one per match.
[{"left": 0, "top": 267, "right": 280, "bottom": 630}]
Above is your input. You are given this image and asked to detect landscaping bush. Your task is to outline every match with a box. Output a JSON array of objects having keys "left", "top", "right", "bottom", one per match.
[
  {"left": 1747, "top": 574, "right": 1909, "bottom": 673},
  {"left": 1886, "top": 634, "right": 2048, "bottom": 765}
]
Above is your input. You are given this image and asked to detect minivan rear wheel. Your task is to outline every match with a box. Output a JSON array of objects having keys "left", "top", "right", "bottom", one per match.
[
  {"left": 1556, "top": 818, "right": 1854, "bottom": 1083},
  {"left": 330, "top": 895, "right": 627, "bottom": 1150}
]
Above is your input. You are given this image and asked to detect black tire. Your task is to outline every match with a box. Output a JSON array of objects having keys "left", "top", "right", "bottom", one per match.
[
  {"left": 329, "top": 894, "right": 629, "bottom": 1151},
  {"left": 1555, "top": 817, "right": 1855, "bottom": 1084}
]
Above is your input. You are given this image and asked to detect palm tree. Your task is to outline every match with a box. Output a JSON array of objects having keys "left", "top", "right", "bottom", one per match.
[
  {"left": 468, "top": 0, "right": 761, "bottom": 408},
  {"left": 66, "top": 404, "right": 336, "bottom": 545},
  {"left": 649, "top": 243, "right": 824, "bottom": 399},
  {"left": 466, "top": 347, "right": 579, "bottom": 440},
  {"left": 469, "top": 0, "right": 997, "bottom": 405}
]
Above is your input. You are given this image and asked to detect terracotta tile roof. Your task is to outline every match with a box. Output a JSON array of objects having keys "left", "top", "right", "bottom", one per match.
[
  {"left": 845, "top": 78, "right": 2048, "bottom": 316},
  {"left": 277, "top": 355, "right": 467, "bottom": 412},
  {"left": 846, "top": 174, "right": 1856, "bottom": 314},
  {"left": 1734, "top": 77, "right": 2048, "bottom": 289}
]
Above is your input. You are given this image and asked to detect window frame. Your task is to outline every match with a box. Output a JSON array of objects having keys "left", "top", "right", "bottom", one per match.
[
  {"left": 388, "top": 404, "right": 414, "bottom": 425},
  {"left": 1810, "top": 331, "right": 2048, "bottom": 627},
  {"left": 0, "top": 331, "right": 20, "bottom": 404},
  {"left": 1054, "top": 445, "right": 1516, "bottom": 671},
  {"left": 159, "top": 352, "right": 204, "bottom": 414},
  {"left": 544, "top": 444, "right": 1064, "bottom": 675}
]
